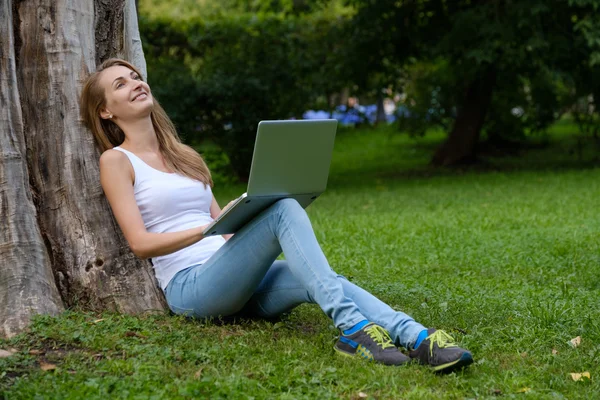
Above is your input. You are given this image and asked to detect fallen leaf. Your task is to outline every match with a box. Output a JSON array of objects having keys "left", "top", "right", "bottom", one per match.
[
  {"left": 92, "top": 319, "right": 105, "bottom": 324},
  {"left": 29, "top": 349, "right": 45, "bottom": 355},
  {"left": 194, "top": 368, "right": 204, "bottom": 379},
  {"left": 520, "top": 352, "right": 528, "bottom": 358},
  {"left": 40, "top": 361, "right": 57, "bottom": 371},
  {"left": 516, "top": 387, "right": 531, "bottom": 393},
  {"left": 358, "top": 393, "right": 368, "bottom": 399},
  {"left": 570, "top": 372, "right": 591, "bottom": 382},
  {"left": 492, "top": 389, "right": 502, "bottom": 396},
  {"left": 0, "top": 349, "right": 14, "bottom": 358},
  {"left": 552, "top": 349, "right": 558, "bottom": 356},
  {"left": 569, "top": 336, "right": 581, "bottom": 348}
]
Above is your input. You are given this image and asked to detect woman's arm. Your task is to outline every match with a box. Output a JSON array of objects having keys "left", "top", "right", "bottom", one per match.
[
  {"left": 210, "top": 196, "right": 234, "bottom": 241},
  {"left": 100, "top": 150, "right": 208, "bottom": 259}
]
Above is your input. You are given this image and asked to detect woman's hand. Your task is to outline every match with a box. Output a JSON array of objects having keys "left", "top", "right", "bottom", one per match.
[
  {"left": 217, "top": 200, "right": 236, "bottom": 241},
  {"left": 209, "top": 196, "right": 235, "bottom": 241},
  {"left": 217, "top": 200, "right": 236, "bottom": 218}
]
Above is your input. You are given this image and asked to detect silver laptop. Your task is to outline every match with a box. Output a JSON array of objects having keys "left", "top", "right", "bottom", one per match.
[{"left": 202, "top": 119, "right": 338, "bottom": 236}]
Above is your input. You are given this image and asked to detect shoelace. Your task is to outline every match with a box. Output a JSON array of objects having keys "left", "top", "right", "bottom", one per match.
[
  {"left": 428, "top": 330, "right": 458, "bottom": 354},
  {"left": 365, "top": 324, "right": 396, "bottom": 350}
]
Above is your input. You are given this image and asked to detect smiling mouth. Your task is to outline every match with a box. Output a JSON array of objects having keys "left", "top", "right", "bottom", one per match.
[{"left": 132, "top": 92, "right": 148, "bottom": 101}]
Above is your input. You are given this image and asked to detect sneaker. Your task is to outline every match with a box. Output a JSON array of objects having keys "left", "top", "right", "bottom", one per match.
[
  {"left": 334, "top": 322, "right": 410, "bottom": 366},
  {"left": 409, "top": 328, "right": 473, "bottom": 373}
]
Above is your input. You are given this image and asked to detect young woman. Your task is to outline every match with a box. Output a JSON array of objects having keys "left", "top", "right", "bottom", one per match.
[{"left": 80, "top": 58, "right": 473, "bottom": 373}]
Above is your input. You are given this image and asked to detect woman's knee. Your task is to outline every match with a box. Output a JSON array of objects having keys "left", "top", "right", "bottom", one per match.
[
  {"left": 272, "top": 198, "right": 306, "bottom": 220},
  {"left": 275, "top": 198, "right": 302, "bottom": 211}
]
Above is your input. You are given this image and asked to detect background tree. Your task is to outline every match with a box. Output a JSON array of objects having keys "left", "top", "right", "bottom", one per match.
[
  {"left": 346, "top": 0, "right": 599, "bottom": 165},
  {"left": 0, "top": 0, "right": 166, "bottom": 338},
  {"left": 566, "top": 0, "right": 600, "bottom": 149}
]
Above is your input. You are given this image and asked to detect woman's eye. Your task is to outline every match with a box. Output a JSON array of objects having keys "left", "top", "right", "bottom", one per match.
[
  {"left": 133, "top": 75, "right": 141, "bottom": 80},
  {"left": 116, "top": 82, "right": 124, "bottom": 88}
]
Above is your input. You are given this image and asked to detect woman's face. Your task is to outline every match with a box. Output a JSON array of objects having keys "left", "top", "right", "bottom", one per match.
[{"left": 98, "top": 65, "right": 154, "bottom": 121}]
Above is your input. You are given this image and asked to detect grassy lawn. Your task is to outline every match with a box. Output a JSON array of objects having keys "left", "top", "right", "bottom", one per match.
[{"left": 2, "top": 124, "right": 599, "bottom": 399}]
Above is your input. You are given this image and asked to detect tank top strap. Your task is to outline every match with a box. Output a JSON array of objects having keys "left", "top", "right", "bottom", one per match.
[
  {"left": 112, "top": 146, "right": 150, "bottom": 182},
  {"left": 112, "top": 146, "right": 177, "bottom": 177},
  {"left": 113, "top": 146, "right": 136, "bottom": 159},
  {"left": 112, "top": 146, "right": 146, "bottom": 172}
]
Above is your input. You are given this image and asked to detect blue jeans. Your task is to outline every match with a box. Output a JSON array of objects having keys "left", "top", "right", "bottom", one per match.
[{"left": 164, "top": 199, "right": 426, "bottom": 349}]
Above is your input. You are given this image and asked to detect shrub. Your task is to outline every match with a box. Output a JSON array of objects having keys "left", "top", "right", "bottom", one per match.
[{"left": 141, "top": 13, "right": 349, "bottom": 180}]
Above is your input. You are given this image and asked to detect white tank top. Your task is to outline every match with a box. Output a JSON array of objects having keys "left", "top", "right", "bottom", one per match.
[{"left": 113, "top": 147, "right": 226, "bottom": 290}]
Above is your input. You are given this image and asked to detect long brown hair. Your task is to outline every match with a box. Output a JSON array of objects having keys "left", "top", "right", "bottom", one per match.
[{"left": 80, "top": 58, "right": 213, "bottom": 186}]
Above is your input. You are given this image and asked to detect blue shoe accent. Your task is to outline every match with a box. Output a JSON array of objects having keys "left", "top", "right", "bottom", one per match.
[
  {"left": 339, "top": 336, "right": 358, "bottom": 348},
  {"left": 343, "top": 320, "right": 369, "bottom": 336},
  {"left": 413, "top": 329, "right": 429, "bottom": 350}
]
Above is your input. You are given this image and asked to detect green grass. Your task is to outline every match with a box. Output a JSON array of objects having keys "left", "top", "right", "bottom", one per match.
[{"left": 2, "top": 124, "right": 600, "bottom": 399}]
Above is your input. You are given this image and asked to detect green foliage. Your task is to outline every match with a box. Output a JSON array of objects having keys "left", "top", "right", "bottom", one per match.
[
  {"left": 570, "top": 0, "right": 600, "bottom": 66},
  {"left": 398, "top": 61, "right": 573, "bottom": 143},
  {"left": 141, "top": 12, "right": 350, "bottom": 179},
  {"left": 2, "top": 124, "right": 600, "bottom": 399},
  {"left": 138, "top": 0, "right": 600, "bottom": 169},
  {"left": 346, "top": 0, "right": 600, "bottom": 149},
  {"left": 140, "top": 0, "right": 352, "bottom": 19},
  {"left": 484, "top": 68, "right": 574, "bottom": 143},
  {"left": 565, "top": 1, "right": 600, "bottom": 145},
  {"left": 396, "top": 59, "right": 459, "bottom": 137}
]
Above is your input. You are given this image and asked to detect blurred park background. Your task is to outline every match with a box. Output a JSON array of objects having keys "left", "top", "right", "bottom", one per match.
[
  {"left": 137, "top": 0, "right": 599, "bottom": 182},
  {"left": 2, "top": 1, "right": 600, "bottom": 398}
]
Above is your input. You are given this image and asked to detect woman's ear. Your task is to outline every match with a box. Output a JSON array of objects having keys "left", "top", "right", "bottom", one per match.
[{"left": 99, "top": 108, "right": 113, "bottom": 120}]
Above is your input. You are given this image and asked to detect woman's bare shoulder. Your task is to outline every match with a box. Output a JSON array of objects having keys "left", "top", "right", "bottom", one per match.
[
  {"left": 99, "top": 148, "right": 128, "bottom": 168},
  {"left": 99, "top": 149, "right": 133, "bottom": 183}
]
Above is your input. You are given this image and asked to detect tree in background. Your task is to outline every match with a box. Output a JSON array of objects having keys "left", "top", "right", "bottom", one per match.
[
  {"left": 139, "top": 0, "right": 599, "bottom": 174},
  {"left": 567, "top": 0, "right": 600, "bottom": 146},
  {"left": 346, "top": 0, "right": 600, "bottom": 165},
  {"left": 0, "top": 0, "right": 166, "bottom": 338}
]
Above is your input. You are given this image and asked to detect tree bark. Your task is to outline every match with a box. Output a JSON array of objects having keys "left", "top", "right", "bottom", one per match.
[
  {"left": 431, "top": 67, "right": 497, "bottom": 166},
  {"left": 124, "top": 0, "right": 146, "bottom": 80},
  {"left": 0, "top": 0, "right": 64, "bottom": 338},
  {"left": 0, "top": 0, "right": 167, "bottom": 338}
]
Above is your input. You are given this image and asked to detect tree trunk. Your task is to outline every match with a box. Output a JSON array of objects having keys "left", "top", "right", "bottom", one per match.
[
  {"left": 0, "top": 0, "right": 167, "bottom": 338},
  {"left": 431, "top": 67, "right": 497, "bottom": 166},
  {"left": 124, "top": 0, "right": 146, "bottom": 79},
  {"left": 0, "top": 0, "right": 64, "bottom": 338}
]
